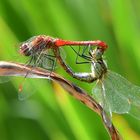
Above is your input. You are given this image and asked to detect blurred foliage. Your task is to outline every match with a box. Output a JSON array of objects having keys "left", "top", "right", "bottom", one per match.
[{"left": 0, "top": 0, "right": 140, "bottom": 140}]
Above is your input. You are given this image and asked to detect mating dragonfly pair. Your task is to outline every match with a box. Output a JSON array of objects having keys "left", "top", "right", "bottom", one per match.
[{"left": 7, "top": 35, "right": 140, "bottom": 120}]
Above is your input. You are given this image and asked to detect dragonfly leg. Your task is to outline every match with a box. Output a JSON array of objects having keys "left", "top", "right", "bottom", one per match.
[
  {"left": 78, "top": 45, "right": 92, "bottom": 60},
  {"left": 41, "top": 54, "right": 56, "bottom": 71},
  {"left": 19, "top": 55, "right": 35, "bottom": 79},
  {"left": 70, "top": 46, "right": 91, "bottom": 60},
  {"left": 24, "top": 55, "right": 34, "bottom": 66},
  {"left": 70, "top": 46, "right": 91, "bottom": 65}
]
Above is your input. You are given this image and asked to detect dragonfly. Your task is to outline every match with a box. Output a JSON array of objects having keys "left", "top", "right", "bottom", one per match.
[
  {"left": 19, "top": 35, "right": 107, "bottom": 69},
  {"left": 15, "top": 35, "right": 107, "bottom": 100},
  {"left": 19, "top": 35, "right": 107, "bottom": 82},
  {"left": 54, "top": 45, "right": 140, "bottom": 122}
]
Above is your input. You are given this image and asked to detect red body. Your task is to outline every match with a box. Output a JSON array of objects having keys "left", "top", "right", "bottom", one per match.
[
  {"left": 55, "top": 39, "right": 108, "bottom": 50},
  {"left": 19, "top": 35, "right": 108, "bottom": 56}
]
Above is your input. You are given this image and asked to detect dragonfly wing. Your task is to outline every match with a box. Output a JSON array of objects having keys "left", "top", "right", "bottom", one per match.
[
  {"left": 39, "top": 49, "right": 56, "bottom": 70},
  {"left": 93, "top": 83, "right": 111, "bottom": 112},
  {"left": 93, "top": 70, "right": 132, "bottom": 114},
  {"left": 103, "top": 70, "right": 140, "bottom": 119},
  {"left": 18, "top": 78, "right": 37, "bottom": 100},
  {"left": 129, "top": 103, "right": 140, "bottom": 120},
  {"left": 93, "top": 82, "right": 112, "bottom": 126},
  {"left": 124, "top": 84, "right": 140, "bottom": 119},
  {"left": 59, "top": 47, "right": 66, "bottom": 60},
  {"left": 42, "top": 47, "right": 66, "bottom": 70},
  {"left": 0, "top": 76, "right": 11, "bottom": 83},
  {"left": 103, "top": 71, "right": 131, "bottom": 114}
]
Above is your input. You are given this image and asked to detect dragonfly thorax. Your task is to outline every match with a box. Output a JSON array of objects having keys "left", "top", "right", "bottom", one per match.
[
  {"left": 90, "top": 48, "right": 107, "bottom": 79},
  {"left": 91, "top": 60, "right": 107, "bottom": 79},
  {"left": 19, "top": 35, "right": 55, "bottom": 56}
]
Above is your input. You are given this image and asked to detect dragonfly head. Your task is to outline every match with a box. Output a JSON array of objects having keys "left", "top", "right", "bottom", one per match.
[{"left": 89, "top": 48, "right": 104, "bottom": 61}]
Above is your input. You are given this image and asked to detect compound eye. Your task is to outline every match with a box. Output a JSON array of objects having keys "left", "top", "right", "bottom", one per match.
[
  {"left": 96, "top": 49, "right": 103, "bottom": 59},
  {"left": 19, "top": 43, "right": 31, "bottom": 56},
  {"left": 20, "top": 44, "right": 28, "bottom": 50}
]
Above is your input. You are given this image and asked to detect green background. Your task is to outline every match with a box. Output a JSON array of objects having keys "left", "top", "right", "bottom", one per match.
[{"left": 0, "top": 0, "right": 140, "bottom": 140}]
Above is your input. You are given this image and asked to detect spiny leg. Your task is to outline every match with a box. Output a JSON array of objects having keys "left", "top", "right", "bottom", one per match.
[
  {"left": 42, "top": 54, "right": 56, "bottom": 71},
  {"left": 70, "top": 45, "right": 91, "bottom": 64},
  {"left": 70, "top": 46, "right": 91, "bottom": 60}
]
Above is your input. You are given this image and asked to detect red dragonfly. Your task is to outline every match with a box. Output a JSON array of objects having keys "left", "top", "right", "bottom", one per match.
[
  {"left": 19, "top": 35, "right": 107, "bottom": 77},
  {"left": 20, "top": 35, "right": 107, "bottom": 56},
  {"left": 17, "top": 35, "right": 107, "bottom": 100}
]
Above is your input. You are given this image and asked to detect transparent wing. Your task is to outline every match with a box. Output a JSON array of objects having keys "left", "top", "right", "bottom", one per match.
[
  {"left": 42, "top": 57, "right": 56, "bottom": 70},
  {"left": 93, "top": 82, "right": 112, "bottom": 127},
  {"left": 18, "top": 77, "right": 51, "bottom": 101},
  {"left": 92, "top": 70, "right": 140, "bottom": 120},
  {"left": 0, "top": 76, "right": 11, "bottom": 83},
  {"left": 102, "top": 71, "right": 131, "bottom": 114},
  {"left": 59, "top": 47, "right": 66, "bottom": 60},
  {"left": 16, "top": 63, "right": 52, "bottom": 100},
  {"left": 41, "top": 48, "right": 66, "bottom": 70},
  {"left": 18, "top": 78, "right": 37, "bottom": 101},
  {"left": 98, "top": 70, "right": 140, "bottom": 119}
]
